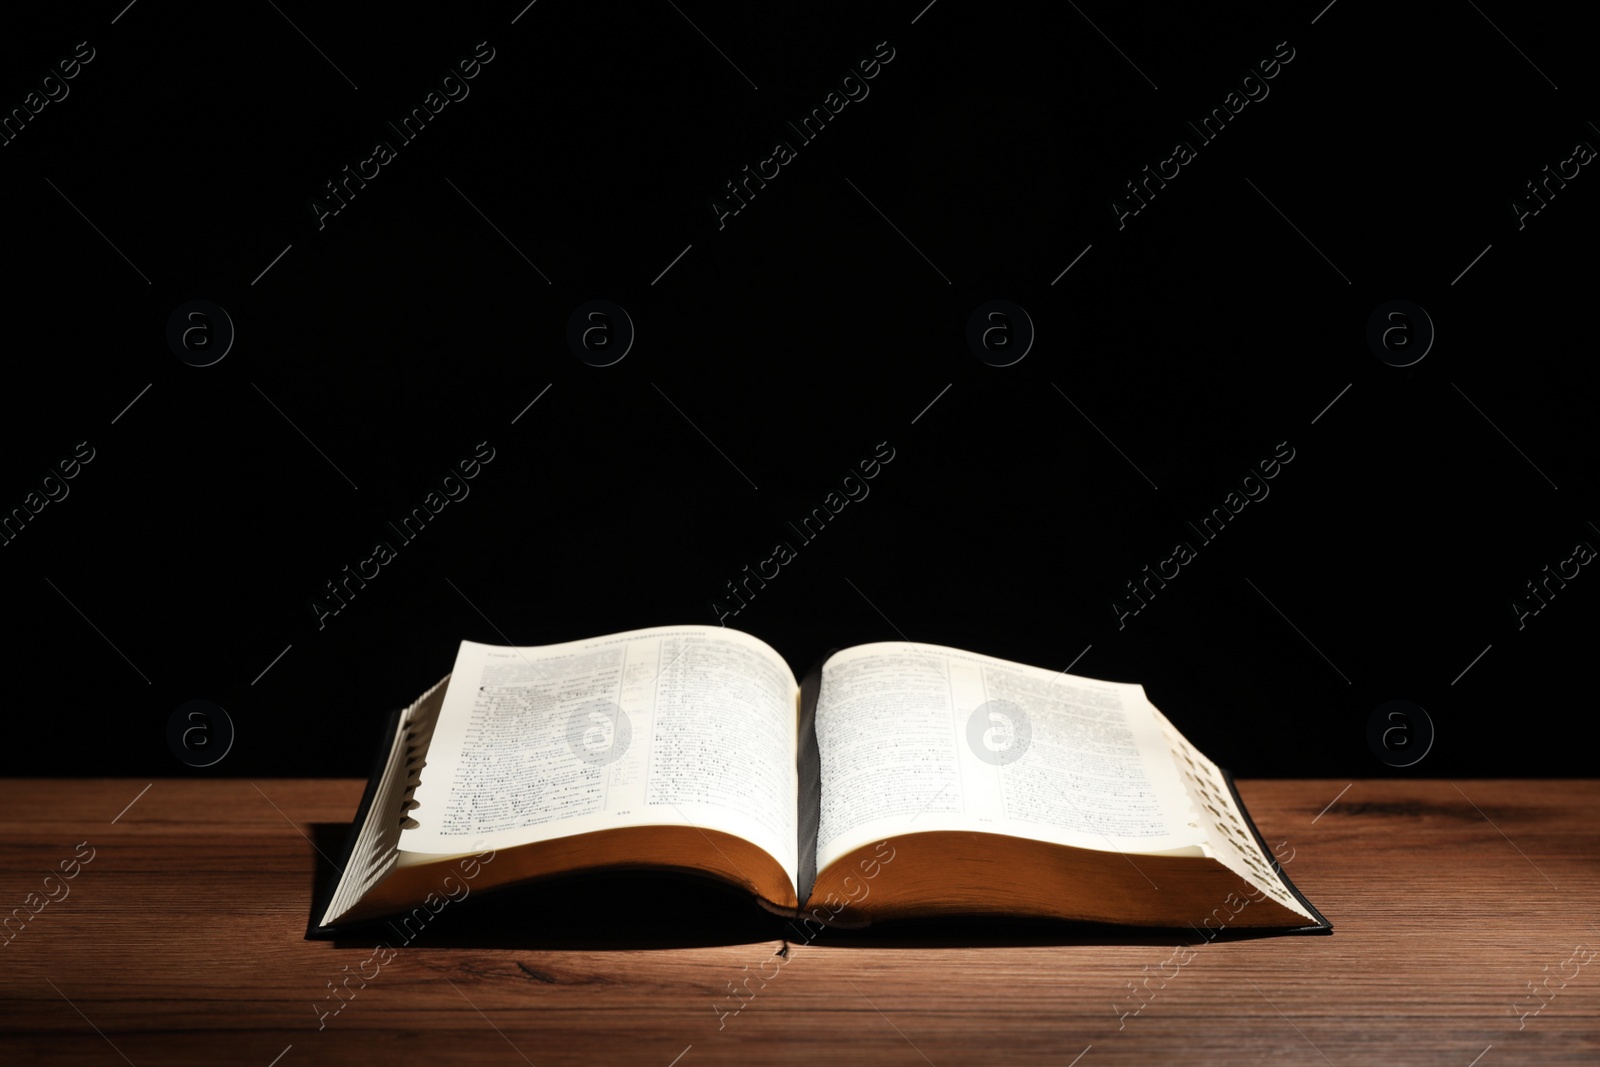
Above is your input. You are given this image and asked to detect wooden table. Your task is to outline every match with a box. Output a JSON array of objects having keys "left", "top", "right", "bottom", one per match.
[{"left": 2, "top": 780, "right": 1597, "bottom": 1065}]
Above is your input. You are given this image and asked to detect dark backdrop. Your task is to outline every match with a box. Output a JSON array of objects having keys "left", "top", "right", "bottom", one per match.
[{"left": 1, "top": 1, "right": 1593, "bottom": 779}]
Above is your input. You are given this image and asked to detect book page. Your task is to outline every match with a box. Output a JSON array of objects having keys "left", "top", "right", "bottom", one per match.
[
  {"left": 814, "top": 642, "right": 1206, "bottom": 873},
  {"left": 401, "top": 626, "right": 799, "bottom": 888}
]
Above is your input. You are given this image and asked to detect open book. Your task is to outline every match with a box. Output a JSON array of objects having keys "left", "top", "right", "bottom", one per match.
[{"left": 309, "top": 626, "right": 1329, "bottom": 937}]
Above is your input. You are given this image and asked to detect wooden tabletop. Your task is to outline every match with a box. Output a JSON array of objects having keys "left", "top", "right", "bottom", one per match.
[{"left": 2, "top": 779, "right": 1596, "bottom": 1066}]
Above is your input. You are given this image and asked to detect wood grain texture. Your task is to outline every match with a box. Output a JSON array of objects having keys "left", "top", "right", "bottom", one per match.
[{"left": 1, "top": 779, "right": 1597, "bottom": 1065}]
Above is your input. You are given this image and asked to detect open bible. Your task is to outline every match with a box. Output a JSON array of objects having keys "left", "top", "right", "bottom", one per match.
[{"left": 308, "top": 626, "right": 1329, "bottom": 937}]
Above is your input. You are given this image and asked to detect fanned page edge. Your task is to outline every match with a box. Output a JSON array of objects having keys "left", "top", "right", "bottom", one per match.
[
  {"left": 308, "top": 674, "right": 451, "bottom": 936},
  {"left": 1143, "top": 698, "right": 1327, "bottom": 929},
  {"left": 1219, "top": 770, "right": 1333, "bottom": 933}
]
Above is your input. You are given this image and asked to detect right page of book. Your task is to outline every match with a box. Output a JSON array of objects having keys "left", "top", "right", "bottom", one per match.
[{"left": 814, "top": 641, "right": 1209, "bottom": 874}]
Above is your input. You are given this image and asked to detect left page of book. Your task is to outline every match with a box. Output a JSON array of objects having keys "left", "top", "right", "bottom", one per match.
[{"left": 401, "top": 626, "right": 800, "bottom": 888}]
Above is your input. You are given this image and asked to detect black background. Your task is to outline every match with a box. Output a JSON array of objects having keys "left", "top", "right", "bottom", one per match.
[{"left": 1, "top": 1, "right": 1593, "bottom": 779}]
